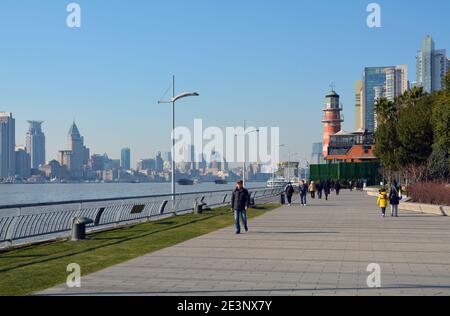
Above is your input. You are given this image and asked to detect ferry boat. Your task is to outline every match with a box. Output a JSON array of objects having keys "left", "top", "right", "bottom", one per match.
[
  {"left": 266, "top": 177, "right": 288, "bottom": 188},
  {"left": 177, "top": 179, "right": 194, "bottom": 185},
  {"left": 214, "top": 179, "right": 228, "bottom": 185}
]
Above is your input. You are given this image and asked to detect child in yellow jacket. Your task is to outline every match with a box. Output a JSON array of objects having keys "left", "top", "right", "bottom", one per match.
[{"left": 377, "top": 189, "right": 389, "bottom": 217}]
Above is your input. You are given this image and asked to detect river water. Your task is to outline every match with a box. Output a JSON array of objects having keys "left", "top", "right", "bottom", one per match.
[{"left": 0, "top": 182, "right": 266, "bottom": 207}]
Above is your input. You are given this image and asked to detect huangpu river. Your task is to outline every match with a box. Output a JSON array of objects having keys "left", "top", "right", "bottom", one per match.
[{"left": 0, "top": 182, "right": 266, "bottom": 207}]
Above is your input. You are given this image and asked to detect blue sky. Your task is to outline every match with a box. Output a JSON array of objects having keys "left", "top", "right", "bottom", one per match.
[{"left": 0, "top": 0, "right": 449, "bottom": 165}]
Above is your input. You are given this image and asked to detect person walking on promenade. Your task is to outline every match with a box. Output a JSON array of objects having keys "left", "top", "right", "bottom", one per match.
[
  {"left": 231, "top": 180, "right": 250, "bottom": 234},
  {"left": 323, "top": 179, "right": 331, "bottom": 201},
  {"left": 317, "top": 181, "right": 323, "bottom": 199},
  {"left": 335, "top": 180, "right": 341, "bottom": 196},
  {"left": 349, "top": 180, "right": 353, "bottom": 192},
  {"left": 309, "top": 181, "right": 317, "bottom": 199},
  {"left": 284, "top": 182, "right": 295, "bottom": 206},
  {"left": 298, "top": 180, "right": 308, "bottom": 206},
  {"left": 377, "top": 188, "right": 389, "bottom": 217},
  {"left": 330, "top": 180, "right": 335, "bottom": 192},
  {"left": 389, "top": 180, "right": 401, "bottom": 217}
]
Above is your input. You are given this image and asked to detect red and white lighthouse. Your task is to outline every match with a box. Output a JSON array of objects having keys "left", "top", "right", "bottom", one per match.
[{"left": 322, "top": 88, "right": 343, "bottom": 158}]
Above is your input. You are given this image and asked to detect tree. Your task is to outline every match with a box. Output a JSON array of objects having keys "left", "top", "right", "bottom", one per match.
[
  {"left": 374, "top": 98, "right": 400, "bottom": 172},
  {"left": 428, "top": 148, "right": 449, "bottom": 180},
  {"left": 396, "top": 95, "right": 434, "bottom": 165}
]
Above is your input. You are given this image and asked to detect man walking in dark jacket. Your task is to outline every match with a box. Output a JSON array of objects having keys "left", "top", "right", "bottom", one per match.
[{"left": 231, "top": 180, "right": 250, "bottom": 234}]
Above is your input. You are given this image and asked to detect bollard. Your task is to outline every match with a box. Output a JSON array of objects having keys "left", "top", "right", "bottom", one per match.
[
  {"left": 280, "top": 193, "right": 286, "bottom": 205},
  {"left": 71, "top": 217, "right": 94, "bottom": 241},
  {"left": 194, "top": 199, "right": 206, "bottom": 214}
]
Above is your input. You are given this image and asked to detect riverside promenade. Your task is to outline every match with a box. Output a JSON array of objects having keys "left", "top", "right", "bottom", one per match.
[{"left": 39, "top": 191, "right": 450, "bottom": 296}]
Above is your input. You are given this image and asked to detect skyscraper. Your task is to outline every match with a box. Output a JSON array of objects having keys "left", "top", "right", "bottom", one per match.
[
  {"left": 362, "top": 66, "right": 394, "bottom": 132},
  {"left": 416, "top": 35, "right": 448, "bottom": 93},
  {"left": 67, "top": 122, "right": 84, "bottom": 178},
  {"left": 59, "top": 122, "right": 88, "bottom": 179},
  {"left": 121, "top": 148, "right": 131, "bottom": 170},
  {"left": 385, "top": 65, "right": 409, "bottom": 101},
  {"left": 355, "top": 80, "right": 363, "bottom": 130},
  {"left": 15, "top": 145, "right": 31, "bottom": 178},
  {"left": 26, "top": 121, "right": 46, "bottom": 169},
  {"left": 0, "top": 112, "right": 15, "bottom": 178}
]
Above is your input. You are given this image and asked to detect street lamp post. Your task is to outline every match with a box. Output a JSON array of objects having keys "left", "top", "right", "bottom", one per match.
[{"left": 158, "top": 75, "right": 199, "bottom": 209}]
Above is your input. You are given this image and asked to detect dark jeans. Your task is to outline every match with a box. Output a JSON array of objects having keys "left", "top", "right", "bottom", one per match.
[
  {"left": 300, "top": 194, "right": 307, "bottom": 205},
  {"left": 286, "top": 194, "right": 293, "bottom": 204},
  {"left": 234, "top": 209, "right": 248, "bottom": 233},
  {"left": 318, "top": 191, "right": 323, "bottom": 199},
  {"left": 311, "top": 192, "right": 315, "bottom": 199}
]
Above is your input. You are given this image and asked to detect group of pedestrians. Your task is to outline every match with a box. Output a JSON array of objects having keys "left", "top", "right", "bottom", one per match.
[
  {"left": 284, "top": 179, "right": 340, "bottom": 207},
  {"left": 377, "top": 181, "right": 402, "bottom": 217},
  {"left": 349, "top": 180, "right": 365, "bottom": 192}
]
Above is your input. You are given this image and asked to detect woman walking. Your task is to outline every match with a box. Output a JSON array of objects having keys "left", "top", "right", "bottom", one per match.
[
  {"left": 309, "top": 181, "right": 317, "bottom": 199},
  {"left": 377, "top": 188, "right": 389, "bottom": 217},
  {"left": 389, "top": 181, "right": 401, "bottom": 217},
  {"left": 323, "top": 179, "right": 331, "bottom": 201},
  {"left": 284, "top": 182, "right": 295, "bottom": 206},
  {"left": 335, "top": 180, "right": 341, "bottom": 196}
]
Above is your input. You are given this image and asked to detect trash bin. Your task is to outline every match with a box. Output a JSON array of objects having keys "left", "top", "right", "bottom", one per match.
[
  {"left": 71, "top": 217, "right": 94, "bottom": 241},
  {"left": 194, "top": 199, "right": 207, "bottom": 214},
  {"left": 280, "top": 193, "right": 286, "bottom": 205}
]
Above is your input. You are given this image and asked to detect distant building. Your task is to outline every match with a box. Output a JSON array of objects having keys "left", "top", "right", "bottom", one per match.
[
  {"left": 322, "top": 89, "right": 343, "bottom": 158},
  {"left": 311, "top": 142, "right": 325, "bottom": 165},
  {"left": 385, "top": 65, "right": 409, "bottom": 101},
  {"left": 39, "top": 160, "right": 65, "bottom": 179},
  {"left": 0, "top": 112, "right": 15, "bottom": 178},
  {"left": 355, "top": 80, "right": 363, "bottom": 130},
  {"left": 363, "top": 66, "right": 393, "bottom": 132},
  {"left": 155, "top": 152, "right": 164, "bottom": 172},
  {"left": 137, "top": 159, "right": 156, "bottom": 171},
  {"left": 26, "top": 121, "right": 46, "bottom": 169},
  {"left": 59, "top": 122, "right": 89, "bottom": 179},
  {"left": 15, "top": 145, "right": 31, "bottom": 178},
  {"left": 121, "top": 148, "right": 131, "bottom": 170},
  {"left": 325, "top": 129, "right": 377, "bottom": 163},
  {"left": 416, "top": 35, "right": 448, "bottom": 93}
]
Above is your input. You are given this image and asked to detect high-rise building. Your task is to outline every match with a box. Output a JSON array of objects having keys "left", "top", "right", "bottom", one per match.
[
  {"left": 59, "top": 122, "right": 88, "bottom": 179},
  {"left": 416, "top": 35, "right": 448, "bottom": 93},
  {"left": 322, "top": 89, "right": 343, "bottom": 157},
  {"left": 155, "top": 152, "right": 164, "bottom": 171},
  {"left": 385, "top": 65, "right": 409, "bottom": 101},
  {"left": 355, "top": 81, "right": 363, "bottom": 130},
  {"left": 311, "top": 142, "right": 325, "bottom": 165},
  {"left": 362, "top": 66, "right": 394, "bottom": 132},
  {"left": 0, "top": 112, "right": 15, "bottom": 178},
  {"left": 121, "top": 148, "right": 131, "bottom": 170},
  {"left": 15, "top": 145, "right": 31, "bottom": 178},
  {"left": 26, "top": 121, "right": 46, "bottom": 169}
]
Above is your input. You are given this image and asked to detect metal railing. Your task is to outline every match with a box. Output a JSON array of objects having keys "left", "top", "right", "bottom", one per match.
[{"left": 0, "top": 187, "right": 282, "bottom": 249}]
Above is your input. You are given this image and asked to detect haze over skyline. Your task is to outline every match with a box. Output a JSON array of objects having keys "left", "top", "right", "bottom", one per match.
[{"left": 1, "top": 0, "right": 449, "bottom": 165}]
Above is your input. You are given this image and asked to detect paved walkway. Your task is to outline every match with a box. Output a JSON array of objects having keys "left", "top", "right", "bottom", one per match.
[{"left": 39, "top": 191, "right": 450, "bottom": 296}]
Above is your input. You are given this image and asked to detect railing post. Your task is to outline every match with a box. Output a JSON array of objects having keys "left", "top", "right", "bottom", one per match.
[
  {"left": 115, "top": 200, "right": 126, "bottom": 227},
  {"left": 5, "top": 208, "right": 21, "bottom": 249}
]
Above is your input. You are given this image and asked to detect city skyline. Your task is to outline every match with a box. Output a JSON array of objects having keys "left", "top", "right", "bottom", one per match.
[{"left": 1, "top": 0, "right": 449, "bottom": 165}]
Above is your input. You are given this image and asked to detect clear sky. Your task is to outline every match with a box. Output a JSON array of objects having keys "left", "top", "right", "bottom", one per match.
[{"left": 1, "top": 0, "right": 449, "bottom": 166}]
